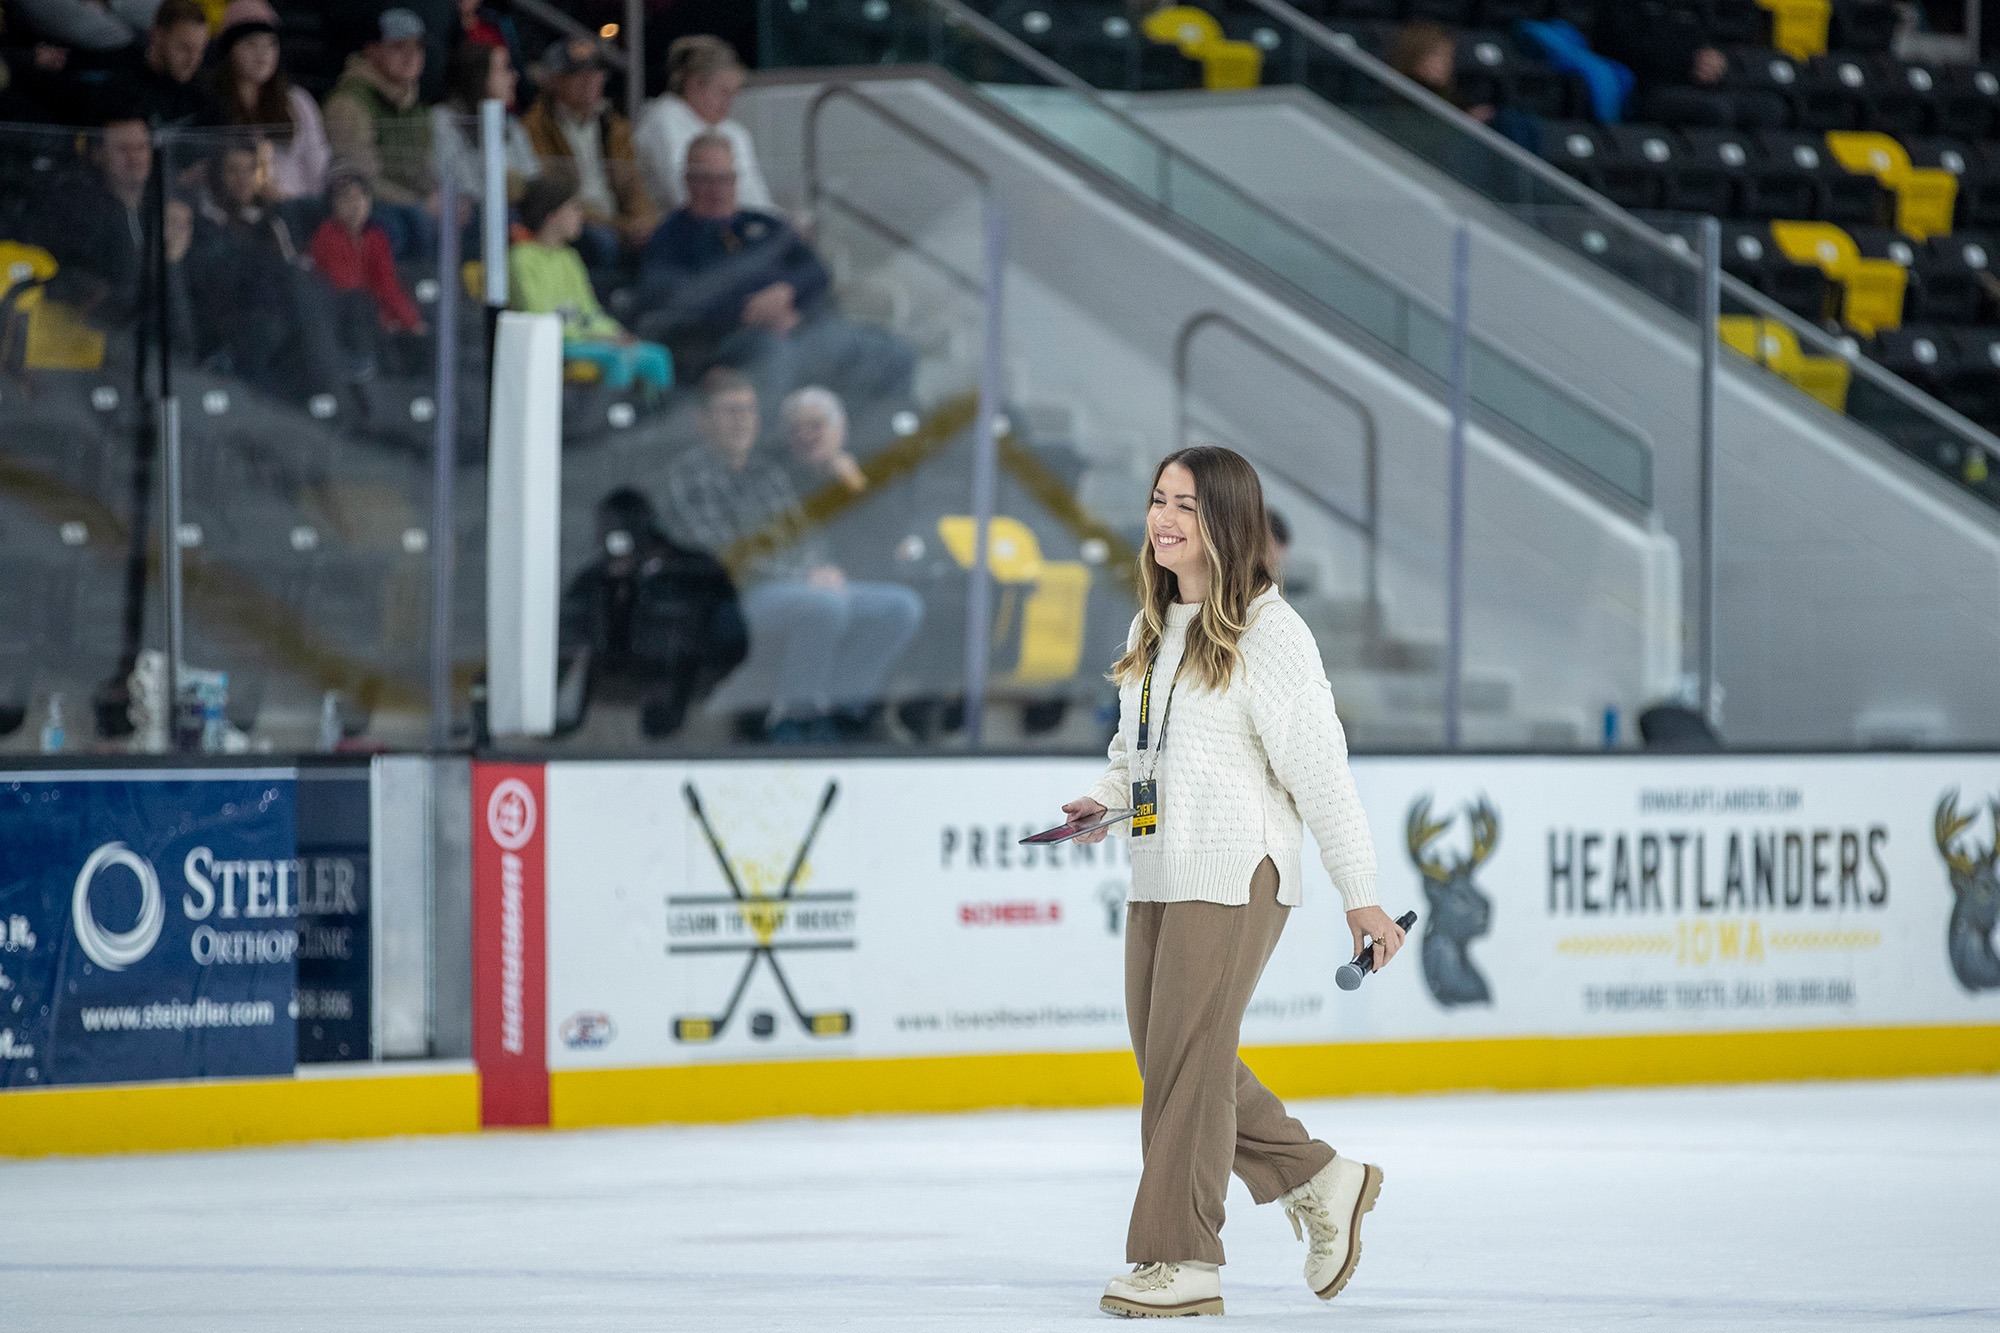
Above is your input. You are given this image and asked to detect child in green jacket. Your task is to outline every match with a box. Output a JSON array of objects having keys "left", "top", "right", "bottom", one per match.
[{"left": 509, "top": 175, "right": 672, "bottom": 396}]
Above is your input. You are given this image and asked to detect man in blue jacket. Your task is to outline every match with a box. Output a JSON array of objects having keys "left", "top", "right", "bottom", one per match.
[{"left": 632, "top": 132, "right": 913, "bottom": 437}]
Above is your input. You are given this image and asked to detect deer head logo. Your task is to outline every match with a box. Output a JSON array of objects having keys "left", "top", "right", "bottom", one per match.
[
  {"left": 1934, "top": 790, "right": 2000, "bottom": 993},
  {"left": 1406, "top": 795, "right": 1497, "bottom": 1007}
]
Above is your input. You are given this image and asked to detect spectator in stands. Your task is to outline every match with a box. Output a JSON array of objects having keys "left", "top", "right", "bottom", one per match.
[
  {"left": 558, "top": 486, "right": 748, "bottom": 741},
  {"left": 450, "top": 0, "right": 521, "bottom": 79},
  {"left": 1391, "top": 21, "right": 1493, "bottom": 123},
  {"left": 1266, "top": 506, "right": 1290, "bottom": 580},
  {"left": 37, "top": 114, "right": 164, "bottom": 327},
  {"left": 1593, "top": 3, "right": 1754, "bottom": 127},
  {"left": 521, "top": 39, "right": 657, "bottom": 268},
  {"left": 106, "top": 0, "right": 216, "bottom": 129},
  {"left": 309, "top": 168, "right": 428, "bottom": 376},
  {"left": 323, "top": 7, "right": 438, "bottom": 258},
  {"left": 0, "top": 8, "right": 73, "bottom": 123},
  {"left": 782, "top": 386, "right": 867, "bottom": 496},
  {"left": 633, "top": 34, "right": 774, "bottom": 215},
  {"left": 662, "top": 367, "right": 923, "bottom": 743},
  {"left": 207, "top": 0, "right": 330, "bottom": 201},
  {"left": 634, "top": 133, "right": 913, "bottom": 433},
  {"left": 33, "top": 113, "right": 198, "bottom": 351},
  {"left": 510, "top": 174, "right": 672, "bottom": 397},
  {"left": 188, "top": 140, "right": 346, "bottom": 396},
  {"left": 432, "top": 39, "right": 538, "bottom": 208},
  {"left": 9, "top": 0, "right": 145, "bottom": 53}
]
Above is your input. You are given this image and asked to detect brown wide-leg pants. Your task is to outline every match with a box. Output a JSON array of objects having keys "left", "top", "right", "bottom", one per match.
[{"left": 1124, "top": 857, "right": 1336, "bottom": 1265}]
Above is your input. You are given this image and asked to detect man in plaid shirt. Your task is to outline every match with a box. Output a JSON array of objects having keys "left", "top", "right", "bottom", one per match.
[{"left": 662, "top": 368, "right": 923, "bottom": 743}]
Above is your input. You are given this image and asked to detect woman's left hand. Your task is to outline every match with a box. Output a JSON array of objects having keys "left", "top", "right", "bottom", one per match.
[{"left": 1345, "top": 905, "right": 1407, "bottom": 973}]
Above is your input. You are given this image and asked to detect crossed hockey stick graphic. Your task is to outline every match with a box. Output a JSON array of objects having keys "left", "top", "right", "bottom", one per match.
[{"left": 671, "top": 779, "right": 854, "bottom": 1043}]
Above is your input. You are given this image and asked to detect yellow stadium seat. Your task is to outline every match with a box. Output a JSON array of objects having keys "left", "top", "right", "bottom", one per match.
[
  {"left": 1754, "top": 319, "right": 1852, "bottom": 412},
  {"left": 0, "top": 240, "right": 104, "bottom": 372},
  {"left": 1142, "top": 5, "right": 1263, "bottom": 91},
  {"left": 938, "top": 515, "right": 1044, "bottom": 583},
  {"left": 1718, "top": 314, "right": 1761, "bottom": 359},
  {"left": 1769, "top": 221, "right": 1906, "bottom": 334},
  {"left": 1825, "top": 132, "right": 1957, "bottom": 239},
  {"left": 1754, "top": 0, "right": 1830, "bottom": 59},
  {"left": 1011, "top": 562, "right": 1091, "bottom": 684},
  {"left": 936, "top": 516, "right": 1092, "bottom": 684}
]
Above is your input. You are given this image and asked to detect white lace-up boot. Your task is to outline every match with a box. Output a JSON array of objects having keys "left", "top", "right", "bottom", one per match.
[
  {"left": 1278, "top": 1155, "right": 1383, "bottom": 1300},
  {"left": 1099, "top": 1260, "right": 1223, "bottom": 1317}
]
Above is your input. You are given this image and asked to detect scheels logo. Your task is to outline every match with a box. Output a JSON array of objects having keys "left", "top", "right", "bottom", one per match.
[{"left": 70, "top": 839, "right": 301, "bottom": 972}]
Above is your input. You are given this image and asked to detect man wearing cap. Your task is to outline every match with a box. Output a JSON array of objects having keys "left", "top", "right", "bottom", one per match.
[
  {"left": 323, "top": 6, "right": 436, "bottom": 242},
  {"left": 522, "top": 38, "right": 657, "bottom": 268}
]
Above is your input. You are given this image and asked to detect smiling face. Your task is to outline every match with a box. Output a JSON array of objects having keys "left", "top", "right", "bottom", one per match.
[{"left": 1148, "top": 461, "right": 1206, "bottom": 589}]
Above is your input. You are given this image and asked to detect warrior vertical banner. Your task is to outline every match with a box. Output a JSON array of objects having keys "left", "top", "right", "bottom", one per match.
[
  {"left": 0, "top": 769, "right": 298, "bottom": 1088},
  {"left": 472, "top": 762, "right": 548, "bottom": 1126}
]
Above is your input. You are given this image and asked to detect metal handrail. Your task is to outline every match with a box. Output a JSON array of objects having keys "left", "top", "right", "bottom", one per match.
[
  {"left": 1174, "top": 310, "right": 1380, "bottom": 609},
  {"left": 803, "top": 84, "right": 991, "bottom": 297},
  {"left": 910, "top": 0, "right": 1653, "bottom": 504},
  {"left": 798, "top": 80, "right": 1008, "bottom": 748},
  {"left": 1238, "top": 0, "right": 2000, "bottom": 466}
]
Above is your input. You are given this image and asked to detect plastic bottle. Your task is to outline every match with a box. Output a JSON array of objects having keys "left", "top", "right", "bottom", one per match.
[
  {"left": 317, "top": 691, "right": 342, "bottom": 752},
  {"left": 39, "top": 693, "right": 64, "bottom": 754}
]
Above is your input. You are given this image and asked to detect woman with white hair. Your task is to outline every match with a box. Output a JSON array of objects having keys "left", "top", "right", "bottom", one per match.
[
  {"left": 632, "top": 34, "right": 775, "bottom": 213},
  {"left": 782, "top": 386, "right": 866, "bottom": 495}
]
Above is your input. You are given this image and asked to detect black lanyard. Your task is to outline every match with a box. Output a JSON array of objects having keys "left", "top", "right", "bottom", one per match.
[{"left": 1136, "top": 651, "right": 1177, "bottom": 767}]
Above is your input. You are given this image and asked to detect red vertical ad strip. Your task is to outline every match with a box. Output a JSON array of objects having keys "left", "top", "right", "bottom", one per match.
[{"left": 473, "top": 762, "right": 549, "bottom": 1127}]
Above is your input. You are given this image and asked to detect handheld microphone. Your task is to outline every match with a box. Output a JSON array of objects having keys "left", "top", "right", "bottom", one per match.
[{"left": 1335, "top": 910, "right": 1418, "bottom": 991}]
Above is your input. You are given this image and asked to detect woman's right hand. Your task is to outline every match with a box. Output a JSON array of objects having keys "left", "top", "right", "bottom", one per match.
[{"left": 1062, "top": 796, "right": 1109, "bottom": 844}]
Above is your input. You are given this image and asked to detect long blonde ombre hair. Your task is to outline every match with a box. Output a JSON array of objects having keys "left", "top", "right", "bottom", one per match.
[{"left": 1111, "top": 446, "right": 1276, "bottom": 692}]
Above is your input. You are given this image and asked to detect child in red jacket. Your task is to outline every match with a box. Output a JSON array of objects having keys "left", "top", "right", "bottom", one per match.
[{"left": 310, "top": 170, "right": 426, "bottom": 373}]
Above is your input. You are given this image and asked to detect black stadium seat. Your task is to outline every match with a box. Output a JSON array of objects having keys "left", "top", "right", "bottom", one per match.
[
  {"left": 1723, "top": 45, "right": 1805, "bottom": 121},
  {"left": 1934, "top": 66, "right": 2000, "bottom": 141},
  {"left": 1683, "top": 127, "right": 1819, "bottom": 216},
  {"left": 1756, "top": 129, "right": 1886, "bottom": 224},
  {"left": 1849, "top": 225, "right": 1984, "bottom": 324},
  {"left": 1866, "top": 60, "right": 1944, "bottom": 138},
  {"left": 1603, "top": 126, "right": 1734, "bottom": 214},
  {"left": 1454, "top": 29, "right": 1581, "bottom": 118},
  {"left": 1719, "top": 220, "right": 1835, "bottom": 320},
  {"left": 1829, "top": 0, "right": 1898, "bottom": 54},
  {"left": 1796, "top": 54, "right": 1875, "bottom": 132}
]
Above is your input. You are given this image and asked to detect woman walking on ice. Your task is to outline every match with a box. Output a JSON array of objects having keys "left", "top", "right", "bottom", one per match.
[{"left": 1061, "top": 446, "right": 1407, "bottom": 1318}]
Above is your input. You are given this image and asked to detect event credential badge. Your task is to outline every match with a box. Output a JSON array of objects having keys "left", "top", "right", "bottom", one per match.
[{"left": 1131, "top": 780, "right": 1158, "bottom": 837}]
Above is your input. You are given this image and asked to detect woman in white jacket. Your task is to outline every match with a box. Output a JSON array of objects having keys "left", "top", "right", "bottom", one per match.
[
  {"left": 1062, "top": 445, "right": 1406, "bottom": 1318},
  {"left": 632, "top": 35, "right": 774, "bottom": 214}
]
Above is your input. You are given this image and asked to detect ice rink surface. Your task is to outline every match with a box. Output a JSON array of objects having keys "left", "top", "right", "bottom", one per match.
[{"left": 4, "top": 1076, "right": 1997, "bottom": 1331}]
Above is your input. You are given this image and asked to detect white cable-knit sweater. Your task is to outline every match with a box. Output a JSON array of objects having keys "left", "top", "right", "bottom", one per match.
[{"left": 1086, "top": 591, "right": 1379, "bottom": 910}]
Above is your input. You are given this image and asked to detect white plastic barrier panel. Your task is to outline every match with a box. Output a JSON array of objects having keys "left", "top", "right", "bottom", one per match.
[
  {"left": 540, "top": 754, "right": 2000, "bottom": 1074},
  {"left": 485, "top": 312, "right": 562, "bottom": 737}
]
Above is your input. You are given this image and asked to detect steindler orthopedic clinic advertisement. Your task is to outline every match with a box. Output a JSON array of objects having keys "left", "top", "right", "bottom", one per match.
[
  {"left": 0, "top": 769, "right": 299, "bottom": 1088},
  {"left": 538, "top": 755, "right": 2000, "bottom": 1074}
]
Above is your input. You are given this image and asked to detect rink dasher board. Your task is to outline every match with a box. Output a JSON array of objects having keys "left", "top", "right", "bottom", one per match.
[{"left": 523, "top": 754, "right": 2000, "bottom": 1087}]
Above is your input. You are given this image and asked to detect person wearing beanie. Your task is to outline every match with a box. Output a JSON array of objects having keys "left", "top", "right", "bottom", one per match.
[
  {"left": 309, "top": 167, "right": 427, "bottom": 376},
  {"left": 207, "top": 0, "right": 330, "bottom": 200},
  {"left": 509, "top": 174, "right": 672, "bottom": 397}
]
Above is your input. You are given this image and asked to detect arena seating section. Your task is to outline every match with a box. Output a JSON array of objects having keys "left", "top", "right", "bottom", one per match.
[{"left": 964, "top": 0, "right": 2000, "bottom": 449}]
